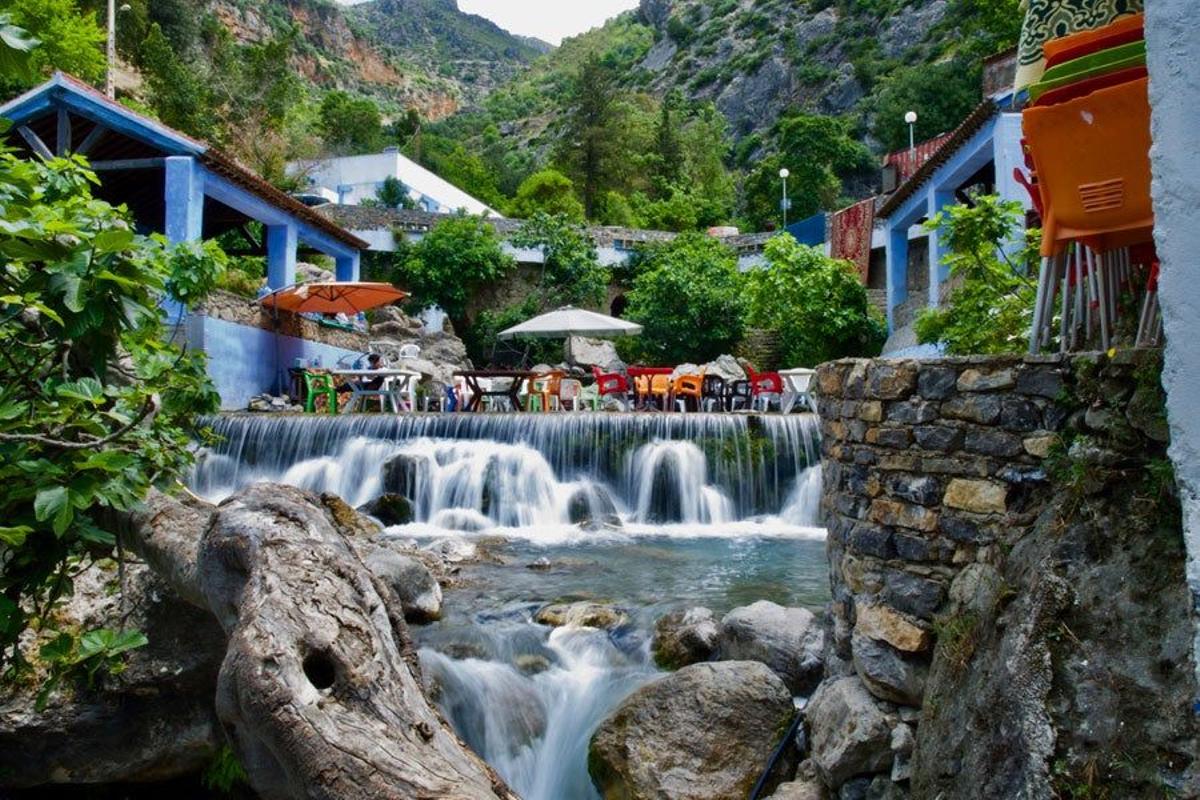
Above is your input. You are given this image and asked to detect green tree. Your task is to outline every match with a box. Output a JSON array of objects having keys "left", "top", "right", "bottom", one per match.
[
  {"left": 745, "top": 235, "right": 886, "bottom": 367},
  {"left": 870, "top": 57, "right": 983, "bottom": 152},
  {"left": 140, "top": 23, "right": 217, "bottom": 141},
  {"left": 0, "top": 0, "right": 105, "bottom": 94},
  {"left": 319, "top": 90, "right": 384, "bottom": 155},
  {"left": 558, "top": 54, "right": 621, "bottom": 218},
  {"left": 406, "top": 132, "right": 504, "bottom": 211},
  {"left": 743, "top": 113, "right": 872, "bottom": 231},
  {"left": 507, "top": 169, "right": 585, "bottom": 221},
  {"left": 651, "top": 91, "right": 684, "bottom": 193},
  {"left": 510, "top": 212, "right": 609, "bottom": 309},
  {"left": 623, "top": 232, "right": 745, "bottom": 363},
  {"left": 365, "top": 176, "right": 415, "bottom": 210},
  {"left": 0, "top": 13, "right": 39, "bottom": 82},
  {"left": 914, "top": 194, "right": 1040, "bottom": 355},
  {"left": 0, "top": 146, "right": 224, "bottom": 685},
  {"left": 394, "top": 214, "right": 514, "bottom": 333}
]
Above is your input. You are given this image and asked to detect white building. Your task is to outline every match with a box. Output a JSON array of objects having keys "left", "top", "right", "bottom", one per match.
[{"left": 290, "top": 148, "right": 501, "bottom": 217}]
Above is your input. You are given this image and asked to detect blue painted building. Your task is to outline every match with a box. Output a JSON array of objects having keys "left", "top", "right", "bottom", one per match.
[
  {"left": 875, "top": 98, "right": 1030, "bottom": 341},
  {"left": 0, "top": 73, "right": 371, "bottom": 408}
]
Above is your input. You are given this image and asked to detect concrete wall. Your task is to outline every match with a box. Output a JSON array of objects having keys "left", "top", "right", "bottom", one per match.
[{"left": 1146, "top": 0, "right": 1200, "bottom": 691}]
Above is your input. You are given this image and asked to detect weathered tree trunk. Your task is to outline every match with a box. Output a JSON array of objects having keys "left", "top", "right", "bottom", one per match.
[{"left": 125, "top": 484, "right": 517, "bottom": 800}]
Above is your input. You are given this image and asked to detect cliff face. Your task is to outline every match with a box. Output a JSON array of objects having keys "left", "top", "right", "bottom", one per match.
[{"left": 812, "top": 352, "right": 1198, "bottom": 798}]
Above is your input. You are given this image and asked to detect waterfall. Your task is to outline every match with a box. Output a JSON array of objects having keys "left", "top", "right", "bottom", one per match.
[
  {"left": 186, "top": 411, "right": 828, "bottom": 799},
  {"left": 190, "top": 412, "right": 824, "bottom": 533}
]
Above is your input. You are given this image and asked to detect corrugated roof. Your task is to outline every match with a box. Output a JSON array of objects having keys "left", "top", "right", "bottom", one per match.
[{"left": 877, "top": 100, "right": 1001, "bottom": 219}]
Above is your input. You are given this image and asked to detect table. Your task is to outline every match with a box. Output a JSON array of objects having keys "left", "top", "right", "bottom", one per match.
[
  {"left": 454, "top": 370, "right": 534, "bottom": 412},
  {"left": 329, "top": 369, "right": 420, "bottom": 413},
  {"left": 778, "top": 368, "right": 815, "bottom": 414}
]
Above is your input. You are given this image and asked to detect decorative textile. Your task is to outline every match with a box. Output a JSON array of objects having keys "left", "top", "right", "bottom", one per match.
[
  {"left": 830, "top": 199, "right": 875, "bottom": 284},
  {"left": 1015, "top": 0, "right": 1143, "bottom": 90}
]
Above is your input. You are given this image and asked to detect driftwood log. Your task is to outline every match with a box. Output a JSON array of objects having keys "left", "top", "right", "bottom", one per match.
[{"left": 124, "top": 484, "right": 517, "bottom": 800}]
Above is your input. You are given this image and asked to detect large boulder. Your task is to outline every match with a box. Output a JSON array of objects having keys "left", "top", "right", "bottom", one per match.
[
  {"left": 703, "top": 354, "right": 747, "bottom": 383},
  {"left": 364, "top": 547, "right": 443, "bottom": 623},
  {"left": 566, "top": 336, "right": 621, "bottom": 370},
  {"left": 0, "top": 562, "right": 225, "bottom": 788},
  {"left": 764, "top": 760, "right": 828, "bottom": 800},
  {"left": 652, "top": 607, "right": 720, "bottom": 669},
  {"left": 589, "top": 661, "right": 796, "bottom": 800},
  {"left": 566, "top": 485, "right": 621, "bottom": 528},
  {"left": 719, "top": 601, "right": 826, "bottom": 694},
  {"left": 358, "top": 493, "right": 414, "bottom": 527},
  {"left": 806, "top": 676, "right": 894, "bottom": 789}
]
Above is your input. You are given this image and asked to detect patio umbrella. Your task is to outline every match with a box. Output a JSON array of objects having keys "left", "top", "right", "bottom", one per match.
[
  {"left": 497, "top": 306, "right": 642, "bottom": 340},
  {"left": 259, "top": 282, "right": 408, "bottom": 315}
]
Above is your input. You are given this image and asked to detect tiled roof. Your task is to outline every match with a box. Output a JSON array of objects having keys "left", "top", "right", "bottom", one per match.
[{"left": 877, "top": 100, "right": 1001, "bottom": 219}]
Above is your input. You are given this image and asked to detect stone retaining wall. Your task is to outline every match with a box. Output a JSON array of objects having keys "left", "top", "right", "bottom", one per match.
[
  {"left": 198, "top": 289, "right": 369, "bottom": 352},
  {"left": 808, "top": 351, "right": 1196, "bottom": 797}
]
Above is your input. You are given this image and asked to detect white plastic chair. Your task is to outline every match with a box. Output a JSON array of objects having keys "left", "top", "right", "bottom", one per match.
[
  {"left": 397, "top": 343, "right": 421, "bottom": 360},
  {"left": 559, "top": 379, "right": 583, "bottom": 411}
]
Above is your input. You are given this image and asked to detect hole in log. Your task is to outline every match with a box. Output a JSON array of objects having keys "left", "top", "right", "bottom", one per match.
[{"left": 303, "top": 650, "right": 337, "bottom": 691}]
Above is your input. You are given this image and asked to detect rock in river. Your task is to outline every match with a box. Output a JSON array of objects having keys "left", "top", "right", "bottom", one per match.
[
  {"left": 652, "top": 607, "right": 720, "bottom": 669},
  {"left": 589, "top": 661, "right": 796, "bottom": 800},
  {"left": 358, "top": 493, "right": 415, "bottom": 527},
  {"left": 805, "top": 676, "right": 894, "bottom": 788},
  {"left": 364, "top": 547, "right": 443, "bottom": 623},
  {"left": 535, "top": 601, "right": 628, "bottom": 630},
  {"left": 720, "top": 600, "right": 826, "bottom": 694}
]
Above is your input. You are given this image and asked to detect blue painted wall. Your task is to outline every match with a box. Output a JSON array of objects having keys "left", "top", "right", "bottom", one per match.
[{"left": 195, "top": 317, "right": 364, "bottom": 410}]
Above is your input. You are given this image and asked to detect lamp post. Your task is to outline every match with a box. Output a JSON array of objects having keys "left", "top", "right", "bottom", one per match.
[
  {"left": 904, "top": 110, "right": 918, "bottom": 171},
  {"left": 779, "top": 167, "right": 790, "bottom": 231},
  {"left": 105, "top": 1, "right": 130, "bottom": 99}
]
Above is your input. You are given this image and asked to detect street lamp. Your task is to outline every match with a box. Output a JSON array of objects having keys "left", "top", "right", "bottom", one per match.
[
  {"left": 779, "top": 167, "right": 790, "bottom": 230},
  {"left": 105, "top": 2, "right": 131, "bottom": 99},
  {"left": 904, "top": 110, "right": 918, "bottom": 152}
]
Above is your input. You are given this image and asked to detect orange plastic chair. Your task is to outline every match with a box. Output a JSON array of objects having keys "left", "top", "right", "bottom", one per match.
[
  {"left": 672, "top": 370, "right": 705, "bottom": 412},
  {"left": 528, "top": 371, "right": 565, "bottom": 412},
  {"left": 1022, "top": 77, "right": 1153, "bottom": 258},
  {"left": 1043, "top": 13, "right": 1144, "bottom": 70},
  {"left": 649, "top": 374, "right": 673, "bottom": 410}
]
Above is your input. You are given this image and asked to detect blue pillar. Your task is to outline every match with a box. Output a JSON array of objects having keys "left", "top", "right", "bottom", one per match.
[
  {"left": 266, "top": 224, "right": 298, "bottom": 290},
  {"left": 885, "top": 225, "right": 909, "bottom": 332},
  {"left": 927, "top": 188, "right": 955, "bottom": 307},
  {"left": 335, "top": 252, "right": 361, "bottom": 283},
  {"left": 164, "top": 156, "right": 204, "bottom": 244}
]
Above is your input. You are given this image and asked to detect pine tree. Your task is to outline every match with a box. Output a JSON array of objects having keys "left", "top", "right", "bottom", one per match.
[{"left": 559, "top": 55, "right": 619, "bottom": 219}]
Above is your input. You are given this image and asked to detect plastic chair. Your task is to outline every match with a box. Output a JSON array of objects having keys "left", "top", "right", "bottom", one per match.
[
  {"left": 579, "top": 383, "right": 601, "bottom": 411},
  {"left": 701, "top": 375, "right": 727, "bottom": 412},
  {"left": 726, "top": 380, "right": 752, "bottom": 411},
  {"left": 397, "top": 343, "right": 421, "bottom": 360},
  {"left": 672, "top": 371, "right": 705, "bottom": 412},
  {"left": 1030, "top": 41, "right": 1145, "bottom": 102},
  {"left": 633, "top": 375, "right": 651, "bottom": 409},
  {"left": 591, "top": 366, "right": 630, "bottom": 410},
  {"left": 744, "top": 363, "right": 784, "bottom": 410},
  {"left": 528, "top": 372, "right": 564, "bottom": 412},
  {"left": 559, "top": 378, "right": 584, "bottom": 411},
  {"left": 303, "top": 372, "right": 338, "bottom": 415},
  {"left": 1042, "top": 13, "right": 1144, "bottom": 70},
  {"left": 649, "top": 374, "right": 673, "bottom": 411}
]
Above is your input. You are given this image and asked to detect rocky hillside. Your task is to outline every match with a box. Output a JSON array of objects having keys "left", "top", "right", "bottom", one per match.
[
  {"left": 346, "top": 0, "right": 550, "bottom": 102},
  {"left": 199, "top": 0, "right": 546, "bottom": 120},
  {"left": 439, "top": 0, "right": 1015, "bottom": 160}
]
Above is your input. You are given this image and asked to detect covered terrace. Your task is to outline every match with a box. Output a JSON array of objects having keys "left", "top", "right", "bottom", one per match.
[{"left": 0, "top": 72, "right": 367, "bottom": 312}]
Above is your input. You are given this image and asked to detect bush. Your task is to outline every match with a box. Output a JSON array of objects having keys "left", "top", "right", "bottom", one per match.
[
  {"left": 744, "top": 234, "right": 886, "bottom": 367},
  {"left": 623, "top": 232, "right": 745, "bottom": 364},
  {"left": 914, "top": 195, "right": 1040, "bottom": 355}
]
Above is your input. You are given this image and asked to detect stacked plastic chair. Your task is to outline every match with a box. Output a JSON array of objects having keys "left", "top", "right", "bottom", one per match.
[{"left": 1022, "top": 13, "right": 1161, "bottom": 352}]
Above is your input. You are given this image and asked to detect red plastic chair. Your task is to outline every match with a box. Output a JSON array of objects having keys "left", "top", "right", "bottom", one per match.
[
  {"left": 591, "top": 365, "right": 630, "bottom": 410},
  {"left": 743, "top": 363, "right": 784, "bottom": 410}
]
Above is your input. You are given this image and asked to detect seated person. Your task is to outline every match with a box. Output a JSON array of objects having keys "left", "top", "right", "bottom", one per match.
[{"left": 338, "top": 353, "right": 386, "bottom": 395}]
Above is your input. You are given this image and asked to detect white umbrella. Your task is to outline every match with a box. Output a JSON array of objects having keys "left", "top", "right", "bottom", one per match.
[{"left": 497, "top": 306, "right": 642, "bottom": 340}]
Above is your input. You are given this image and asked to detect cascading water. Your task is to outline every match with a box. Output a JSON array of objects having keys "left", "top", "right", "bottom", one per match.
[{"left": 188, "top": 412, "right": 828, "bottom": 799}]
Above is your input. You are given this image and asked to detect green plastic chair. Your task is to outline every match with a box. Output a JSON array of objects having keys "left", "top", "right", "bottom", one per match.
[
  {"left": 303, "top": 372, "right": 338, "bottom": 414},
  {"left": 1030, "top": 41, "right": 1146, "bottom": 101},
  {"left": 579, "top": 384, "right": 600, "bottom": 411}
]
